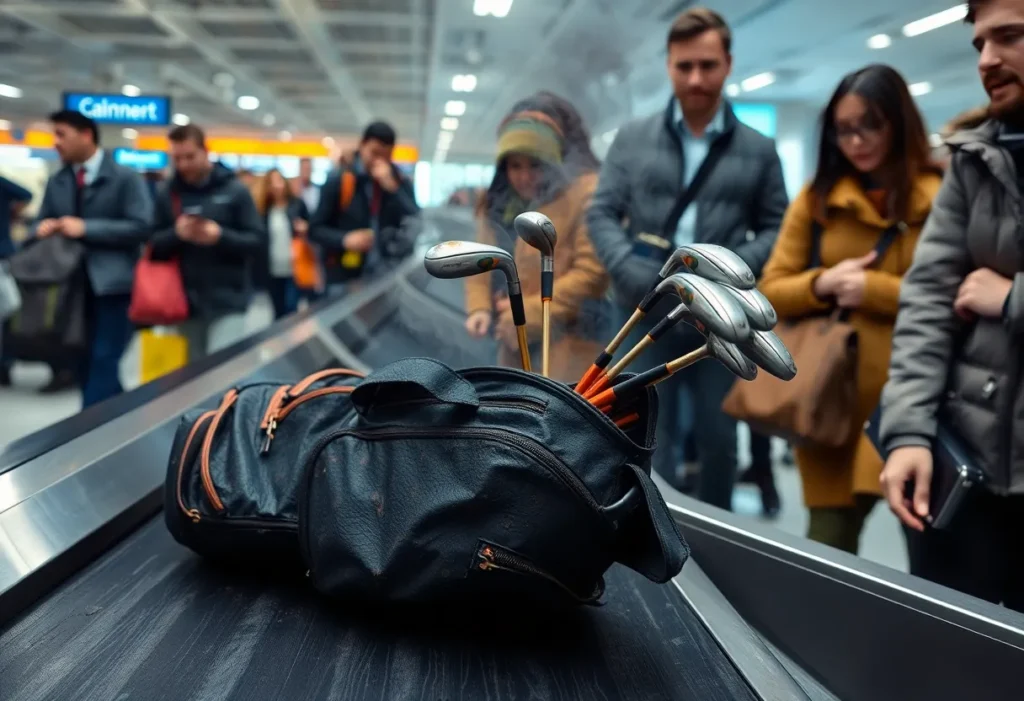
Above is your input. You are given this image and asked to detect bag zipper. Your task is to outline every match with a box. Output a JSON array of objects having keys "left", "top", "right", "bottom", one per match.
[
  {"left": 176, "top": 410, "right": 217, "bottom": 523},
  {"left": 474, "top": 542, "right": 604, "bottom": 604},
  {"left": 309, "top": 425, "right": 602, "bottom": 512},
  {"left": 261, "top": 384, "right": 360, "bottom": 454},
  {"left": 300, "top": 425, "right": 610, "bottom": 577},
  {"left": 287, "top": 368, "right": 364, "bottom": 398}
]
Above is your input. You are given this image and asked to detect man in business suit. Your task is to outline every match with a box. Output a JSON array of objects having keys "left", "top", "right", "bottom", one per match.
[{"left": 35, "top": 109, "right": 153, "bottom": 407}]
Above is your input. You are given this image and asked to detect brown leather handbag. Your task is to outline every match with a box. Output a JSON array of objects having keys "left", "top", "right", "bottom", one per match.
[{"left": 721, "top": 220, "right": 905, "bottom": 449}]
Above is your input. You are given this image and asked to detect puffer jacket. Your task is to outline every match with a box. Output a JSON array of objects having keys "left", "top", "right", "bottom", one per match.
[{"left": 881, "top": 120, "right": 1024, "bottom": 493}]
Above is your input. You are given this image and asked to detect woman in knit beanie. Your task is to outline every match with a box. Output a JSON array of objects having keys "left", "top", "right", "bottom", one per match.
[{"left": 463, "top": 92, "right": 610, "bottom": 382}]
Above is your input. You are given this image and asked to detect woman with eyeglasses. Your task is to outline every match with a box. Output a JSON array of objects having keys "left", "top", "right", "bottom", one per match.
[{"left": 758, "top": 64, "right": 943, "bottom": 554}]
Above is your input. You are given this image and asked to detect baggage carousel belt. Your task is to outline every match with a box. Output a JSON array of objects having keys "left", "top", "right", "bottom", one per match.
[{"left": 0, "top": 517, "right": 754, "bottom": 701}]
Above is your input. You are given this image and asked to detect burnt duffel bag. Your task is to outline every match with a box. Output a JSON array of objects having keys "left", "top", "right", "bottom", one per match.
[
  {"left": 299, "top": 357, "right": 689, "bottom": 606},
  {"left": 165, "top": 368, "right": 365, "bottom": 568}
]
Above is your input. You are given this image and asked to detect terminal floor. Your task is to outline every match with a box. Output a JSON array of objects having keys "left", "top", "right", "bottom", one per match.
[{"left": 0, "top": 293, "right": 909, "bottom": 575}]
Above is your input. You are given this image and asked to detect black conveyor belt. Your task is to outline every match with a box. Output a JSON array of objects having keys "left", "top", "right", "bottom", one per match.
[{"left": 0, "top": 518, "right": 753, "bottom": 701}]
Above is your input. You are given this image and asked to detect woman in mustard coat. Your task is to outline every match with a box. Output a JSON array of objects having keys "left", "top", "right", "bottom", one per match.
[
  {"left": 758, "top": 65, "right": 943, "bottom": 553},
  {"left": 464, "top": 92, "right": 609, "bottom": 382}
]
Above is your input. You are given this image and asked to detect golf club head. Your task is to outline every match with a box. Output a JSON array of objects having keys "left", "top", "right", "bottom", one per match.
[
  {"left": 707, "top": 333, "right": 759, "bottom": 381},
  {"left": 424, "top": 240, "right": 520, "bottom": 285},
  {"left": 659, "top": 243, "right": 756, "bottom": 290},
  {"left": 720, "top": 286, "right": 778, "bottom": 331},
  {"left": 739, "top": 330, "right": 797, "bottom": 380},
  {"left": 657, "top": 273, "right": 752, "bottom": 343},
  {"left": 513, "top": 211, "right": 557, "bottom": 256}
]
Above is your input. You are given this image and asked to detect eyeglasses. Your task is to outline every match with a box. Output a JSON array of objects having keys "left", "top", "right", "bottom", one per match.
[{"left": 835, "top": 120, "right": 886, "bottom": 144}]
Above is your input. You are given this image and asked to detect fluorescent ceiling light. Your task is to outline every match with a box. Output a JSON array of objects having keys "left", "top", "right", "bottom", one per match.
[
  {"left": 909, "top": 81, "right": 932, "bottom": 96},
  {"left": 474, "top": 0, "right": 513, "bottom": 17},
  {"left": 0, "top": 120, "right": 11, "bottom": 130},
  {"left": 322, "top": 136, "right": 335, "bottom": 147},
  {"left": 0, "top": 84, "right": 22, "bottom": 99},
  {"left": 279, "top": 130, "right": 292, "bottom": 141},
  {"left": 121, "top": 84, "right": 141, "bottom": 97},
  {"left": 438, "top": 133, "right": 455, "bottom": 147},
  {"left": 262, "top": 113, "right": 276, "bottom": 126},
  {"left": 440, "top": 117, "right": 459, "bottom": 130},
  {"left": 121, "top": 128, "right": 138, "bottom": 139},
  {"left": 867, "top": 33, "right": 892, "bottom": 49},
  {"left": 902, "top": 4, "right": 968, "bottom": 37},
  {"left": 213, "top": 72, "right": 235, "bottom": 88},
  {"left": 237, "top": 95, "right": 260, "bottom": 110},
  {"left": 740, "top": 72, "right": 775, "bottom": 92},
  {"left": 725, "top": 84, "right": 741, "bottom": 97},
  {"left": 445, "top": 100, "right": 466, "bottom": 116},
  {"left": 172, "top": 113, "right": 190, "bottom": 126},
  {"left": 451, "top": 74, "right": 477, "bottom": 92}
]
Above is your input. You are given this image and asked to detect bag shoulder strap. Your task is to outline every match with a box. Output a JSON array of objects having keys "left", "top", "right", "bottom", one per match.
[
  {"left": 808, "top": 217, "right": 905, "bottom": 270},
  {"left": 660, "top": 129, "right": 735, "bottom": 239},
  {"left": 339, "top": 169, "right": 356, "bottom": 211},
  {"left": 169, "top": 190, "right": 182, "bottom": 218}
]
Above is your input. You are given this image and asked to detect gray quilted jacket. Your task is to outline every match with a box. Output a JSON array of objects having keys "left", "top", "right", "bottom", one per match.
[{"left": 881, "top": 120, "right": 1024, "bottom": 493}]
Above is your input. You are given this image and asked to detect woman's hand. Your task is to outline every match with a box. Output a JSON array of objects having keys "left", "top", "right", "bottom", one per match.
[
  {"left": 813, "top": 251, "right": 877, "bottom": 305},
  {"left": 465, "top": 310, "right": 491, "bottom": 338}
]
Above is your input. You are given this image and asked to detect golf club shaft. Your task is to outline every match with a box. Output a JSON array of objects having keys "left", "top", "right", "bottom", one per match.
[
  {"left": 583, "top": 312, "right": 692, "bottom": 399},
  {"left": 541, "top": 299, "right": 551, "bottom": 377},
  {"left": 508, "top": 289, "right": 532, "bottom": 372},
  {"left": 592, "top": 346, "right": 709, "bottom": 411},
  {"left": 614, "top": 412, "right": 640, "bottom": 429},
  {"left": 540, "top": 265, "right": 553, "bottom": 378},
  {"left": 575, "top": 307, "right": 645, "bottom": 394}
]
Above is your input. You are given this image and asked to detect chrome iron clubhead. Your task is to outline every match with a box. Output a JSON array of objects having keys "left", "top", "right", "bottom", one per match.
[
  {"left": 424, "top": 240, "right": 522, "bottom": 294},
  {"left": 657, "top": 273, "right": 752, "bottom": 343},
  {"left": 706, "top": 333, "right": 759, "bottom": 381},
  {"left": 513, "top": 211, "right": 557, "bottom": 257},
  {"left": 659, "top": 243, "right": 756, "bottom": 289},
  {"left": 739, "top": 330, "right": 797, "bottom": 380},
  {"left": 720, "top": 285, "right": 778, "bottom": 331}
]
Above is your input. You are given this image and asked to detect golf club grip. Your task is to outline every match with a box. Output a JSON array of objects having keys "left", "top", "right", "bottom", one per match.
[
  {"left": 509, "top": 291, "right": 527, "bottom": 327},
  {"left": 638, "top": 286, "right": 661, "bottom": 313},
  {"left": 614, "top": 412, "right": 640, "bottom": 429},
  {"left": 589, "top": 365, "right": 669, "bottom": 409},
  {"left": 540, "top": 271, "right": 553, "bottom": 300},
  {"left": 576, "top": 354, "right": 611, "bottom": 394}
]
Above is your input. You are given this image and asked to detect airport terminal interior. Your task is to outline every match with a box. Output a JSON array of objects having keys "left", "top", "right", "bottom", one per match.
[{"left": 1, "top": 1, "right": 1023, "bottom": 699}]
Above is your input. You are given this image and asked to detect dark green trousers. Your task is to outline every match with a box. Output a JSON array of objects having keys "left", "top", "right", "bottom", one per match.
[{"left": 807, "top": 494, "right": 879, "bottom": 554}]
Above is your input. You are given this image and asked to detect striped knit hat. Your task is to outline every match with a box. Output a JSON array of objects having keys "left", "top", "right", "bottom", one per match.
[{"left": 496, "top": 110, "right": 564, "bottom": 165}]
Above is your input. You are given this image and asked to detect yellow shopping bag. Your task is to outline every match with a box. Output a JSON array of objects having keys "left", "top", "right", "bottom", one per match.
[{"left": 139, "top": 327, "right": 188, "bottom": 385}]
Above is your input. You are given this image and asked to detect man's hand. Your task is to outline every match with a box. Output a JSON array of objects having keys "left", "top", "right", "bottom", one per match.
[
  {"left": 880, "top": 445, "right": 933, "bottom": 532},
  {"left": 36, "top": 218, "right": 61, "bottom": 238},
  {"left": 494, "top": 311, "right": 520, "bottom": 352},
  {"left": 191, "top": 219, "right": 222, "bottom": 247},
  {"left": 465, "top": 310, "right": 491, "bottom": 338},
  {"left": 293, "top": 218, "right": 309, "bottom": 237},
  {"left": 813, "top": 251, "right": 877, "bottom": 299},
  {"left": 175, "top": 215, "right": 199, "bottom": 241},
  {"left": 343, "top": 228, "right": 374, "bottom": 253},
  {"left": 58, "top": 216, "right": 86, "bottom": 238},
  {"left": 954, "top": 268, "right": 1013, "bottom": 319},
  {"left": 369, "top": 159, "right": 399, "bottom": 193}
]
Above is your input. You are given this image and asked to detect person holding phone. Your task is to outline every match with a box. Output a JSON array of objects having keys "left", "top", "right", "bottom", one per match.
[
  {"left": 149, "top": 124, "right": 265, "bottom": 361},
  {"left": 879, "top": 0, "right": 1024, "bottom": 610}
]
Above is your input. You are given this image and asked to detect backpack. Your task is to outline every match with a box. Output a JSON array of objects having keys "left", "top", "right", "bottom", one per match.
[{"left": 5, "top": 235, "right": 88, "bottom": 364}]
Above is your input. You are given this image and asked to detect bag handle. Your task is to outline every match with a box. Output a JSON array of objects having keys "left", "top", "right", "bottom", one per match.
[
  {"left": 349, "top": 357, "right": 479, "bottom": 416},
  {"left": 612, "top": 463, "right": 690, "bottom": 583}
]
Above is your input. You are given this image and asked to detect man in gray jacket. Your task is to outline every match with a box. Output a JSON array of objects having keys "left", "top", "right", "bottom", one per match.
[
  {"left": 587, "top": 8, "right": 788, "bottom": 509},
  {"left": 35, "top": 109, "right": 153, "bottom": 407},
  {"left": 880, "top": 0, "right": 1024, "bottom": 609}
]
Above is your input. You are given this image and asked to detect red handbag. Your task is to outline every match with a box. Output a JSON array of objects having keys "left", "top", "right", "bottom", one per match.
[{"left": 128, "top": 193, "right": 189, "bottom": 326}]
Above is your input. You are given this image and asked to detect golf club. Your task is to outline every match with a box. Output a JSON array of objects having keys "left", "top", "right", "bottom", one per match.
[
  {"left": 583, "top": 302, "right": 704, "bottom": 399},
  {"left": 576, "top": 245, "right": 755, "bottom": 393},
  {"left": 659, "top": 243, "right": 756, "bottom": 290},
  {"left": 738, "top": 329, "right": 797, "bottom": 380},
  {"left": 720, "top": 285, "right": 778, "bottom": 331},
  {"left": 424, "top": 240, "right": 532, "bottom": 372},
  {"left": 514, "top": 212, "right": 557, "bottom": 377},
  {"left": 590, "top": 334, "right": 758, "bottom": 412}
]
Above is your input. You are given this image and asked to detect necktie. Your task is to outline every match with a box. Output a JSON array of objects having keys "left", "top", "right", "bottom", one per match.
[{"left": 74, "top": 166, "right": 86, "bottom": 216}]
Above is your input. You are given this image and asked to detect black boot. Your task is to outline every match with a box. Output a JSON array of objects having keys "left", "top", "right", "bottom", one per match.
[{"left": 40, "top": 368, "right": 77, "bottom": 394}]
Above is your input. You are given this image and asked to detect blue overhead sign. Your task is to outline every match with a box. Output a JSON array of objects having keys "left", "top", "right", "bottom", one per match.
[
  {"left": 63, "top": 92, "right": 171, "bottom": 126},
  {"left": 113, "top": 148, "right": 169, "bottom": 170}
]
